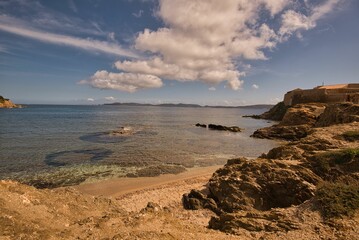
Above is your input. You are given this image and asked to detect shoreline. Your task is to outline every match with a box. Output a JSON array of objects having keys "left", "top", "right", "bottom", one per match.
[{"left": 74, "top": 165, "right": 221, "bottom": 198}]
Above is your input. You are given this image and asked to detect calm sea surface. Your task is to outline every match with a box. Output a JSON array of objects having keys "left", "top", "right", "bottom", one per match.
[{"left": 0, "top": 105, "right": 279, "bottom": 186}]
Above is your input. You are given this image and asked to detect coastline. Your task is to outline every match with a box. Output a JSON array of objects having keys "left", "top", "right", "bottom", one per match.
[{"left": 74, "top": 165, "right": 221, "bottom": 211}]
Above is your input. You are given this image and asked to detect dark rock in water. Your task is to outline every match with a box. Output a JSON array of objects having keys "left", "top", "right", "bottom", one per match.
[
  {"left": 208, "top": 124, "right": 242, "bottom": 132},
  {"left": 208, "top": 157, "right": 319, "bottom": 212},
  {"left": 242, "top": 115, "right": 261, "bottom": 119},
  {"left": 195, "top": 123, "right": 207, "bottom": 128},
  {"left": 79, "top": 126, "right": 144, "bottom": 143}
]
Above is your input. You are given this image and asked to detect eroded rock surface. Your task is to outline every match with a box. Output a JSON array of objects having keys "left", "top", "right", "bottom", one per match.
[
  {"left": 208, "top": 158, "right": 319, "bottom": 212},
  {"left": 184, "top": 103, "right": 359, "bottom": 236}
]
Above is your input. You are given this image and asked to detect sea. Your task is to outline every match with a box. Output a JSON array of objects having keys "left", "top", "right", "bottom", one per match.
[{"left": 0, "top": 105, "right": 279, "bottom": 187}]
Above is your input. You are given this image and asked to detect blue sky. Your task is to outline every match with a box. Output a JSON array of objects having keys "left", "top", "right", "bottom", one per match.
[{"left": 0, "top": 0, "right": 358, "bottom": 105}]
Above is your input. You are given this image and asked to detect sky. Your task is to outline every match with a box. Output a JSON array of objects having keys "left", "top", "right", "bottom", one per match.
[{"left": 0, "top": 0, "right": 358, "bottom": 106}]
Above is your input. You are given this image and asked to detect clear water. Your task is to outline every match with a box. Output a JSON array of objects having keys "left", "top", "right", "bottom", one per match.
[{"left": 0, "top": 105, "right": 278, "bottom": 186}]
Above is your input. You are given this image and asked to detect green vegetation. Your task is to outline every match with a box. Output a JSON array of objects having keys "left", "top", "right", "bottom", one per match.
[
  {"left": 0, "top": 96, "right": 10, "bottom": 103},
  {"left": 316, "top": 180, "right": 359, "bottom": 219},
  {"left": 311, "top": 148, "right": 359, "bottom": 178},
  {"left": 342, "top": 131, "right": 359, "bottom": 142}
]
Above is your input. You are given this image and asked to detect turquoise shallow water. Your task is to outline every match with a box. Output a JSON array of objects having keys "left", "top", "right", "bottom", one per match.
[{"left": 0, "top": 105, "right": 278, "bottom": 186}]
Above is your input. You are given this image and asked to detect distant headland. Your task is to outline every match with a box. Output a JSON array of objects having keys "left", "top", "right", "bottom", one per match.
[
  {"left": 104, "top": 102, "right": 274, "bottom": 109},
  {"left": 0, "top": 96, "right": 21, "bottom": 108}
]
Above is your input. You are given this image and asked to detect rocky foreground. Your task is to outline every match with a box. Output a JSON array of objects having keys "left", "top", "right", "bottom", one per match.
[
  {"left": 1, "top": 102, "right": 359, "bottom": 239},
  {"left": 184, "top": 102, "right": 359, "bottom": 239}
]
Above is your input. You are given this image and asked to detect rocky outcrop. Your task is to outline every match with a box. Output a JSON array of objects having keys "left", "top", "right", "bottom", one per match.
[
  {"left": 315, "top": 103, "right": 359, "bottom": 127},
  {"left": 251, "top": 124, "right": 311, "bottom": 141},
  {"left": 251, "top": 103, "right": 357, "bottom": 141},
  {"left": 280, "top": 103, "right": 326, "bottom": 126},
  {"left": 259, "top": 101, "right": 289, "bottom": 121},
  {"left": 207, "top": 158, "right": 319, "bottom": 212},
  {"left": 0, "top": 96, "right": 19, "bottom": 108},
  {"left": 184, "top": 101, "right": 359, "bottom": 235}
]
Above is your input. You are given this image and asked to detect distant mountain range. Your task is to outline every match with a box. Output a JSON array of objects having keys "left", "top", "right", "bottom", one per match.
[{"left": 104, "top": 102, "right": 274, "bottom": 109}]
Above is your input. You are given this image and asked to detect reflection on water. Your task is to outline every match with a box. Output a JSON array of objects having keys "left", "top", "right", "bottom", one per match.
[{"left": 0, "top": 105, "right": 279, "bottom": 187}]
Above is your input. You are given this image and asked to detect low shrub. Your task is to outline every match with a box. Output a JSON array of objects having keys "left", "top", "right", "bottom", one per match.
[
  {"left": 310, "top": 148, "right": 359, "bottom": 179},
  {"left": 316, "top": 180, "right": 359, "bottom": 219}
]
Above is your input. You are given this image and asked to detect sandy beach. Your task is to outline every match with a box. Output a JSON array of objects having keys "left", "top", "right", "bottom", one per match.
[{"left": 75, "top": 165, "right": 222, "bottom": 212}]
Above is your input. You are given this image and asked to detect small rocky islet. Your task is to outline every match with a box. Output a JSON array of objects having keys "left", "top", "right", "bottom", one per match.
[{"left": 0, "top": 95, "right": 21, "bottom": 108}]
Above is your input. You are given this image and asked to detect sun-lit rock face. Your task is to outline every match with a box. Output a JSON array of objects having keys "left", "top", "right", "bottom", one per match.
[{"left": 0, "top": 96, "right": 19, "bottom": 108}]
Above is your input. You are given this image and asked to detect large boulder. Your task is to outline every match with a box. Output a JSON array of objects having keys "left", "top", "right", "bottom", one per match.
[{"left": 208, "top": 157, "right": 320, "bottom": 212}]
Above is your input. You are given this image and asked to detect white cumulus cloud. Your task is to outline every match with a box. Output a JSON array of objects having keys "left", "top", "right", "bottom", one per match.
[
  {"left": 80, "top": 70, "right": 163, "bottom": 93},
  {"left": 105, "top": 96, "right": 116, "bottom": 101},
  {"left": 83, "top": 0, "right": 342, "bottom": 92}
]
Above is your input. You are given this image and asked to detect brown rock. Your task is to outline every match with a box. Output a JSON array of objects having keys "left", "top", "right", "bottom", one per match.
[
  {"left": 251, "top": 124, "right": 311, "bottom": 141},
  {"left": 315, "top": 103, "right": 359, "bottom": 127},
  {"left": 280, "top": 103, "right": 326, "bottom": 126},
  {"left": 208, "top": 157, "right": 319, "bottom": 212}
]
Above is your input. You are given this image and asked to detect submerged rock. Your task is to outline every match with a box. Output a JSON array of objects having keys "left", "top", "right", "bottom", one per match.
[{"left": 109, "top": 127, "right": 135, "bottom": 136}]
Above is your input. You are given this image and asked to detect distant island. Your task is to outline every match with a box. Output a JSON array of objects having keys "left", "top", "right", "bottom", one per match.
[
  {"left": 0, "top": 96, "right": 20, "bottom": 108},
  {"left": 104, "top": 102, "right": 274, "bottom": 109}
]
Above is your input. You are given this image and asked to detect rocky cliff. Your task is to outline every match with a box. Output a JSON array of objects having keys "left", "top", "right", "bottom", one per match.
[
  {"left": 0, "top": 96, "right": 19, "bottom": 108},
  {"left": 184, "top": 102, "right": 359, "bottom": 237}
]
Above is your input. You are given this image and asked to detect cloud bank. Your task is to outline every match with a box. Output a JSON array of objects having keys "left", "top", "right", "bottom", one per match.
[{"left": 82, "top": 0, "right": 342, "bottom": 92}]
